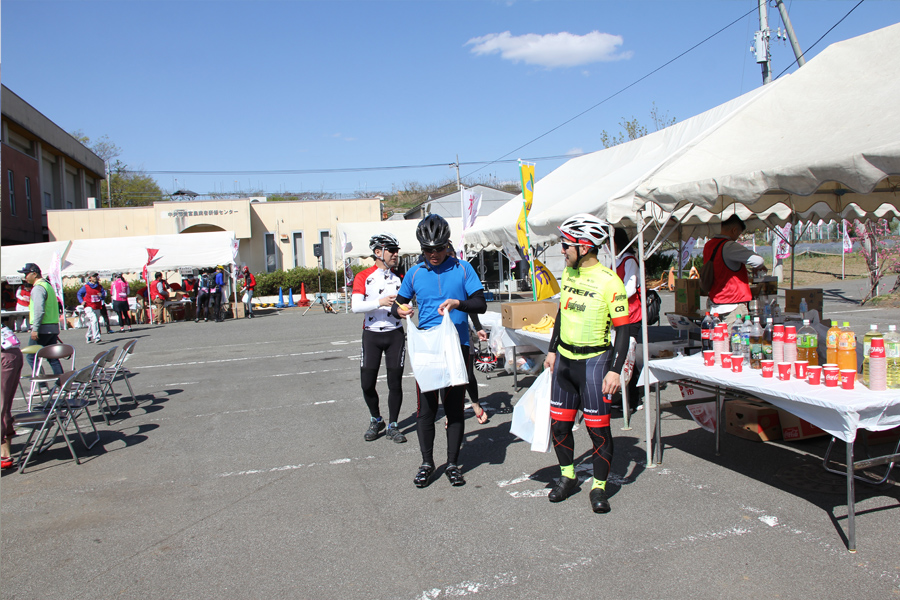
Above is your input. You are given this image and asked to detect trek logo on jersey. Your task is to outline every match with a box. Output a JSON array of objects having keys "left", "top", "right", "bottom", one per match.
[
  {"left": 564, "top": 298, "right": 586, "bottom": 312},
  {"left": 562, "top": 285, "right": 596, "bottom": 298}
]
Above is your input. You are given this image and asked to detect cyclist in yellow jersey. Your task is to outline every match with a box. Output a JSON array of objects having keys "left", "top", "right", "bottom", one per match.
[{"left": 544, "top": 214, "right": 630, "bottom": 513}]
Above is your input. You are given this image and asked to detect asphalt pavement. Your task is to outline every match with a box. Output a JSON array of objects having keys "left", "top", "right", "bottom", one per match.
[{"left": 1, "top": 286, "right": 898, "bottom": 600}]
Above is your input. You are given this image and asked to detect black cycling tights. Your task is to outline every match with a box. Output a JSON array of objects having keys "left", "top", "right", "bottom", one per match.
[
  {"left": 551, "top": 420, "right": 614, "bottom": 483},
  {"left": 361, "top": 367, "right": 404, "bottom": 424},
  {"left": 416, "top": 353, "right": 467, "bottom": 465}
]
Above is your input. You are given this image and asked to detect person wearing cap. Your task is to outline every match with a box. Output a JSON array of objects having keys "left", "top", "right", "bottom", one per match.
[
  {"left": 240, "top": 266, "right": 256, "bottom": 319},
  {"left": 391, "top": 215, "right": 487, "bottom": 488},
  {"left": 149, "top": 272, "right": 170, "bottom": 325},
  {"left": 77, "top": 273, "right": 113, "bottom": 335},
  {"left": 195, "top": 269, "right": 212, "bottom": 322},
  {"left": 543, "top": 214, "right": 631, "bottom": 514},
  {"left": 18, "top": 264, "right": 64, "bottom": 376},
  {"left": 703, "top": 215, "right": 767, "bottom": 327},
  {"left": 352, "top": 233, "right": 407, "bottom": 443}
]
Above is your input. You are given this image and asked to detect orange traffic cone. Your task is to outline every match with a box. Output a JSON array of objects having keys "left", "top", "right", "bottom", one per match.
[{"left": 298, "top": 282, "right": 311, "bottom": 307}]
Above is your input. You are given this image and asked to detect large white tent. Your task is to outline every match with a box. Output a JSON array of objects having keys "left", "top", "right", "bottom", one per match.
[
  {"left": 59, "top": 231, "right": 237, "bottom": 278},
  {"left": 338, "top": 217, "right": 498, "bottom": 260},
  {"left": 634, "top": 22, "right": 900, "bottom": 217},
  {"left": 1, "top": 240, "right": 72, "bottom": 280}
]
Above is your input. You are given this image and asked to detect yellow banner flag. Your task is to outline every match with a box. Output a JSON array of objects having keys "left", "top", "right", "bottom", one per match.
[
  {"left": 516, "top": 205, "right": 530, "bottom": 255},
  {"left": 520, "top": 162, "right": 535, "bottom": 211},
  {"left": 531, "top": 259, "right": 560, "bottom": 301}
]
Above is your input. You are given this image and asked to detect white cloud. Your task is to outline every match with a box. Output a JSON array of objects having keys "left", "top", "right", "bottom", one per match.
[
  {"left": 466, "top": 30, "right": 632, "bottom": 68},
  {"left": 566, "top": 147, "right": 583, "bottom": 156}
]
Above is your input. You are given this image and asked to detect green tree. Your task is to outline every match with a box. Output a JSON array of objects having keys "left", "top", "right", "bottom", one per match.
[
  {"left": 70, "top": 130, "right": 164, "bottom": 206},
  {"left": 599, "top": 102, "right": 676, "bottom": 148}
]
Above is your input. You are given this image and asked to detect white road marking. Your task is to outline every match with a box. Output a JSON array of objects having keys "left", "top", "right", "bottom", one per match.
[
  {"left": 414, "top": 573, "right": 518, "bottom": 599},
  {"left": 759, "top": 515, "right": 779, "bottom": 527},
  {"left": 827, "top": 308, "right": 881, "bottom": 314},
  {"left": 139, "top": 348, "right": 347, "bottom": 369},
  {"left": 218, "top": 455, "right": 375, "bottom": 478}
]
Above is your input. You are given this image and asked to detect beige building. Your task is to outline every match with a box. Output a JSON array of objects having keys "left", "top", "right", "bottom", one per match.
[{"left": 47, "top": 196, "right": 382, "bottom": 273}]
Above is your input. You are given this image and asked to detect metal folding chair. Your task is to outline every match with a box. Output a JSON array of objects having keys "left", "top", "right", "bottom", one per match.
[
  {"left": 80, "top": 354, "right": 119, "bottom": 425},
  {"left": 96, "top": 340, "right": 139, "bottom": 405},
  {"left": 25, "top": 344, "right": 76, "bottom": 410},
  {"left": 13, "top": 366, "right": 100, "bottom": 473}
]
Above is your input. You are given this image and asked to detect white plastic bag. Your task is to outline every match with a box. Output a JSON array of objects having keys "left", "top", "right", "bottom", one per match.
[
  {"left": 406, "top": 312, "right": 468, "bottom": 392},
  {"left": 510, "top": 368, "right": 553, "bottom": 453}
]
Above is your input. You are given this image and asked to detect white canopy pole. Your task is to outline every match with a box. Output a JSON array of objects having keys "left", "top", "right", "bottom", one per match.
[{"left": 637, "top": 220, "right": 656, "bottom": 467}]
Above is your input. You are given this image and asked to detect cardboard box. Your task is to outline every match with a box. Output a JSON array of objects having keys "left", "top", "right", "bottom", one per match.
[
  {"left": 500, "top": 300, "right": 558, "bottom": 329},
  {"left": 776, "top": 409, "right": 826, "bottom": 441},
  {"left": 784, "top": 288, "right": 824, "bottom": 317},
  {"left": 726, "top": 400, "right": 782, "bottom": 442},
  {"left": 862, "top": 426, "right": 900, "bottom": 445},
  {"left": 674, "top": 278, "right": 701, "bottom": 317},
  {"left": 234, "top": 302, "right": 246, "bottom": 319}
]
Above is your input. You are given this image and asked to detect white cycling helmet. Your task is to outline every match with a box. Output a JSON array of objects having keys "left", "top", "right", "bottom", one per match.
[
  {"left": 369, "top": 232, "right": 400, "bottom": 252},
  {"left": 558, "top": 213, "right": 610, "bottom": 248}
]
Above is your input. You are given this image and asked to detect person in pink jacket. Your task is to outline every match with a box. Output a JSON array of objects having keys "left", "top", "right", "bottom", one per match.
[{"left": 111, "top": 274, "right": 134, "bottom": 332}]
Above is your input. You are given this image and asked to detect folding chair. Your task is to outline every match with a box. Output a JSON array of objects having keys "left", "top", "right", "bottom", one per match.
[
  {"left": 13, "top": 366, "right": 100, "bottom": 473},
  {"left": 81, "top": 355, "right": 119, "bottom": 425},
  {"left": 25, "top": 344, "right": 76, "bottom": 410},
  {"left": 96, "top": 340, "right": 139, "bottom": 405}
]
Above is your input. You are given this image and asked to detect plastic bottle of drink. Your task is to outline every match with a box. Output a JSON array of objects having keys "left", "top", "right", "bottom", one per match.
[
  {"left": 712, "top": 312, "right": 720, "bottom": 327},
  {"left": 867, "top": 337, "right": 887, "bottom": 391},
  {"left": 836, "top": 322, "right": 857, "bottom": 380},
  {"left": 798, "top": 297, "right": 808, "bottom": 317},
  {"left": 741, "top": 316, "right": 752, "bottom": 361},
  {"left": 797, "top": 319, "right": 818, "bottom": 366},
  {"left": 861, "top": 324, "right": 882, "bottom": 386},
  {"left": 749, "top": 317, "right": 764, "bottom": 369},
  {"left": 700, "top": 312, "right": 714, "bottom": 351},
  {"left": 763, "top": 318, "right": 774, "bottom": 361},
  {"left": 884, "top": 325, "right": 900, "bottom": 389},
  {"left": 783, "top": 325, "right": 798, "bottom": 364},
  {"left": 826, "top": 320, "right": 841, "bottom": 365},
  {"left": 730, "top": 314, "right": 743, "bottom": 355},
  {"left": 772, "top": 323, "right": 785, "bottom": 363}
]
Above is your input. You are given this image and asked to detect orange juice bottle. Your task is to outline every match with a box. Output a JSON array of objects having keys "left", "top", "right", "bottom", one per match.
[
  {"left": 836, "top": 322, "right": 857, "bottom": 379},
  {"left": 826, "top": 320, "right": 841, "bottom": 364}
]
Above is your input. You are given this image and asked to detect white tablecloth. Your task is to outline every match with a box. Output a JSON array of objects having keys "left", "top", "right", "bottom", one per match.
[
  {"left": 504, "top": 328, "right": 552, "bottom": 354},
  {"left": 644, "top": 354, "right": 900, "bottom": 443}
]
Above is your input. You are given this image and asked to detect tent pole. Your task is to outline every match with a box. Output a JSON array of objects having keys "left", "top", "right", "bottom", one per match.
[{"left": 637, "top": 221, "right": 656, "bottom": 468}]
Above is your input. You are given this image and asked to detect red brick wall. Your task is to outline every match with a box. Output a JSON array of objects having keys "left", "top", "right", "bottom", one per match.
[{"left": 1, "top": 145, "right": 44, "bottom": 244}]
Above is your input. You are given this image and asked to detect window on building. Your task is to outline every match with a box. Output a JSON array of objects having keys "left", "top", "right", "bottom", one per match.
[
  {"left": 25, "top": 177, "right": 33, "bottom": 220},
  {"left": 7, "top": 130, "right": 35, "bottom": 157},
  {"left": 7, "top": 170, "right": 15, "bottom": 216},
  {"left": 265, "top": 233, "right": 276, "bottom": 273},
  {"left": 43, "top": 192, "right": 52, "bottom": 211},
  {"left": 293, "top": 232, "right": 305, "bottom": 267},
  {"left": 320, "top": 230, "right": 333, "bottom": 269}
]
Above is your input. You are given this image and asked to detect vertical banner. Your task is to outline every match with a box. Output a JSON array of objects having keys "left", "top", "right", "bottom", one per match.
[
  {"left": 459, "top": 187, "right": 483, "bottom": 260},
  {"left": 518, "top": 160, "right": 538, "bottom": 300},
  {"left": 532, "top": 259, "right": 561, "bottom": 301},
  {"left": 48, "top": 251, "right": 66, "bottom": 329},
  {"left": 842, "top": 220, "right": 853, "bottom": 253},
  {"left": 775, "top": 224, "right": 792, "bottom": 260},
  {"left": 679, "top": 237, "right": 696, "bottom": 269}
]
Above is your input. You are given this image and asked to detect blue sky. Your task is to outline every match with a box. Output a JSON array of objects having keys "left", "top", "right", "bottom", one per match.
[{"left": 3, "top": 0, "right": 897, "bottom": 197}]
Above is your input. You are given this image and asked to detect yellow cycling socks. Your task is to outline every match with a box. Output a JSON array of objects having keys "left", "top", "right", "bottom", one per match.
[
  {"left": 591, "top": 478, "right": 607, "bottom": 490},
  {"left": 560, "top": 464, "right": 575, "bottom": 479}
]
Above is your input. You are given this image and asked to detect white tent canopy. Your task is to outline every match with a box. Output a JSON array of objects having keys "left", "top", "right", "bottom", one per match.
[
  {"left": 1, "top": 240, "right": 71, "bottom": 280},
  {"left": 634, "top": 22, "right": 900, "bottom": 216},
  {"left": 59, "top": 231, "right": 237, "bottom": 278},
  {"left": 338, "top": 217, "right": 499, "bottom": 260}
]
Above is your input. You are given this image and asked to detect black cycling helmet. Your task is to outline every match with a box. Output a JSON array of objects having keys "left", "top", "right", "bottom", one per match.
[
  {"left": 416, "top": 214, "right": 451, "bottom": 248},
  {"left": 474, "top": 349, "right": 498, "bottom": 373}
]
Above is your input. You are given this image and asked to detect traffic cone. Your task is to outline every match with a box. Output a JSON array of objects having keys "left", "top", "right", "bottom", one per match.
[
  {"left": 298, "top": 282, "right": 311, "bottom": 307},
  {"left": 276, "top": 287, "right": 285, "bottom": 308},
  {"left": 287, "top": 287, "right": 296, "bottom": 307}
]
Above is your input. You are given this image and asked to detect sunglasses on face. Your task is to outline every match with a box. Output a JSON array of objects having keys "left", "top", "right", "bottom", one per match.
[
  {"left": 422, "top": 245, "right": 447, "bottom": 254},
  {"left": 380, "top": 246, "right": 400, "bottom": 254},
  {"left": 561, "top": 242, "right": 575, "bottom": 250}
]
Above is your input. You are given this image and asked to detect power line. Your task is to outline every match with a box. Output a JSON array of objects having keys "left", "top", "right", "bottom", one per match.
[
  {"left": 775, "top": 0, "right": 865, "bottom": 79},
  {"left": 127, "top": 153, "right": 586, "bottom": 177},
  {"left": 460, "top": 5, "right": 758, "bottom": 180}
]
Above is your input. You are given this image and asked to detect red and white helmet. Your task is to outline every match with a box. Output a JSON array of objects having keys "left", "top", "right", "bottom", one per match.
[{"left": 558, "top": 213, "right": 610, "bottom": 248}]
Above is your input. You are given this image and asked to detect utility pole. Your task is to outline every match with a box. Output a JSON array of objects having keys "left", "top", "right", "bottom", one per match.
[
  {"left": 755, "top": 0, "right": 771, "bottom": 84},
  {"left": 452, "top": 155, "right": 461, "bottom": 191},
  {"left": 774, "top": 0, "right": 806, "bottom": 68}
]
